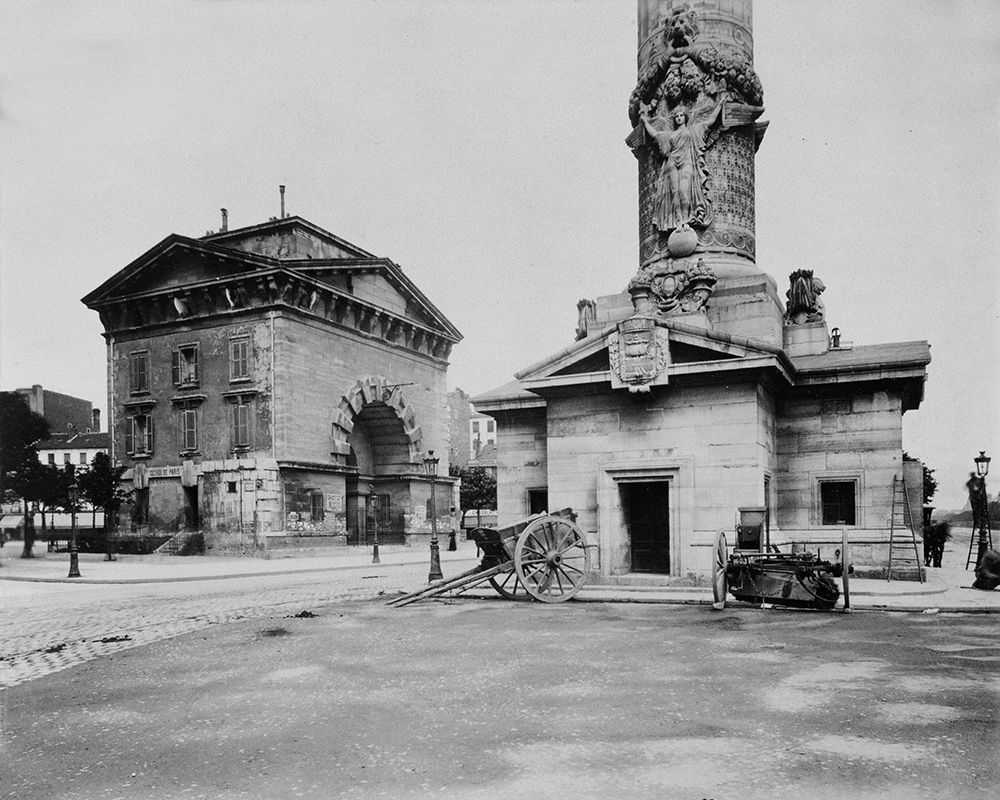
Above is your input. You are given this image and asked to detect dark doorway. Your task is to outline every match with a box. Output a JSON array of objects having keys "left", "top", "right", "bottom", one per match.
[
  {"left": 620, "top": 481, "right": 670, "bottom": 573},
  {"left": 183, "top": 486, "right": 199, "bottom": 530}
]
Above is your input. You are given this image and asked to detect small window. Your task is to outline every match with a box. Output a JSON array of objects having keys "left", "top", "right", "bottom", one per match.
[
  {"left": 528, "top": 488, "right": 548, "bottom": 516},
  {"left": 63, "top": 453, "right": 71, "bottom": 464},
  {"left": 227, "top": 481, "right": 237, "bottom": 494},
  {"left": 79, "top": 452, "right": 87, "bottom": 465},
  {"left": 129, "top": 351, "right": 150, "bottom": 394},
  {"left": 311, "top": 492, "right": 325, "bottom": 523},
  {"left": 230, "top": 397, "right": 253, "bottom": 450},
  {"left": 230, "top": 337, "right": 250, "bottom": 381},
  {"left": 471, "top": 420, "right": 480, "bottom": 433},
  {"left": 126, "top": 413, "right": 154, "bottom": 456},
  {"left": 180, "top": 408, "right": 198, "bottom": 453},
  {"left": 820, "top": 480, "right": 856, "bottom": 526},
  {"left": 486, "top": 419, "right": 495, "bottom": 433},
  {"left": 172, "top": 344, "right": 199, "bottom": 387},
  {"left": 48, "top": 453, "right": 56, "bottom": 465}
]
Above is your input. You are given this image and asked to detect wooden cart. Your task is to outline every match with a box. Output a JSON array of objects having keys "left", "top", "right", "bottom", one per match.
[{"left": 388, "top": 510, "right": 591, "bottom": 607}]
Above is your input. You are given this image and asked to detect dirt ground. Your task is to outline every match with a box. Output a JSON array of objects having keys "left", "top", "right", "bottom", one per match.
[{"left": 3, "top": 599, "right": 999, "bottom": 800}]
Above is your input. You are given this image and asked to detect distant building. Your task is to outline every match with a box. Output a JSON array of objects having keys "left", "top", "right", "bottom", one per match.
[
  {"left": 35, "top": 431, "right": 110, "bottom": 469},
  {"left": 12, "top": 385, "right": 99, "bottom": 435},
  {"left": 446, "top": 388, "right": 497, "bottom": 471},
  {"left": 83, "top": 214, "right": 461, "bottom": 555}
]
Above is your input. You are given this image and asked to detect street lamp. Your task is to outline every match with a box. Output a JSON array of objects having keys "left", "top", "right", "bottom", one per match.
[
  {"left": 424, "top": 450, "right": 443, "bottom": 582},
  {"left": 369, "top": 482, "right": 380, "bottom": 564},
  {"left": 67, "top": 484, "right": 81, "bottom": 578},
  {"left": 974, "top": 451, "right": 992, "bottom": 567}
]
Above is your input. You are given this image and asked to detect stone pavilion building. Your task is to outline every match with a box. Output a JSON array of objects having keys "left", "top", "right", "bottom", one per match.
[
  {"left": 474, "top": 0, "right": 930, "bottom": 579},
  {"left": 83, "top": 213, "right": 461, "bottom": 555}
]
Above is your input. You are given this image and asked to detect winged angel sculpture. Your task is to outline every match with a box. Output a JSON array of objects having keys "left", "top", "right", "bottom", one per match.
[{"left": 628, "top": 4, "right": 763, "bottom": 237}]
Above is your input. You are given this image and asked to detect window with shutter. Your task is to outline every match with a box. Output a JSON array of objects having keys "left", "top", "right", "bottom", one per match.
[
  {"left": 131, "top": 414, "right": 154, "bottom": 456},
  {"left": 230, "top": 337, "right": 250, "bottom": 381},
  {"left": 180, "top": 409, "right": 198, "bottom": 452},
  {"left": 129, "top": 351, "right": 149, "bottom": 394},
  {"left": 231, "top": 399, "right": 252, "bottom": 450},
  {"left": 173, "top": 344, "right": 199, "bottom": 386}
]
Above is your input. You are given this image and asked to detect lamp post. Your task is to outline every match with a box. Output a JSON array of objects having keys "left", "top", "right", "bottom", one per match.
[
  {"left": 424, "top": 450, "right": 443, "bottom": 582},
  {"left": 369, "top": 482, "right": 380, "bottom": 564},
  {"left": 67, "top": 484, "right": 81, "bottom": 578},
  {"left": 974, "top": 450, "right": 991, "bottom": 567}
]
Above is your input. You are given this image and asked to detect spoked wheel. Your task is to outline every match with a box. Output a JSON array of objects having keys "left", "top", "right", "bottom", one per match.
[
  {"left": 513, "top": 515, "right": 591, "bottom": 603},
  {"left": 712, "top": 530, "right": 728, "bottom": 610},
  {"left": 488, "top": 571, "right": 530, "bottom": 600}
]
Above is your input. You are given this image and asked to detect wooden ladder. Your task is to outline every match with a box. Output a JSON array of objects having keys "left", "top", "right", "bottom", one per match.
[
  {"left": 965, "top": 514, "right": 994, "bottom": 569},
  {"left": 888, "top": 475, "right": 923, "bottom": 583}
]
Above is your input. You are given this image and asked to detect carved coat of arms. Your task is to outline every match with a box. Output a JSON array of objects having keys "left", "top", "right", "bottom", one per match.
[{"left": 608, "top": 317, "right": 670, "bottom": 393}]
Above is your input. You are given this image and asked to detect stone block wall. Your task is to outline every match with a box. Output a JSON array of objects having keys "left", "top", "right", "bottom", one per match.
[
  {"left": 271, "top": 313, "right": 449, "bottom": 474},
  {"left": 774, "top": 389, "right": 904, "bottom": 552},
  {"left": 493, "top": 408, "right": 548, "bottom": 526}
]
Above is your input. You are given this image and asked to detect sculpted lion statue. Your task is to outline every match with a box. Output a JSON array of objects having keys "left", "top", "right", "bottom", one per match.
[{"left": 784, "top": 269, "right": 826, "bottom": 325}]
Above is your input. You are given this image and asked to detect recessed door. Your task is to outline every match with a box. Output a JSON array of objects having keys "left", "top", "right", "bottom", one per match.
[{"left": 621, "top": 481, "right": 670, "bottom": 573}]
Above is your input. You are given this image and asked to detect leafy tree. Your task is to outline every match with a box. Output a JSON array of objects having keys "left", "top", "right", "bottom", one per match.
[
  {"left": 78, "top": 452, "right": 131, "bottom": 560},
  {"left": 903, "top": 452, "right": 938, "bottom": 505},
  {"left": 0, "top": 393, "right": 52, "bottom": 559},
  {"left": 459, "top": 467, "right": 497, "bottom": 515}
]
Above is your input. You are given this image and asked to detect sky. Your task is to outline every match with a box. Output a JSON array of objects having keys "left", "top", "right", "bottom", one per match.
[{"left": 1, "top": 0, "right": 998, "bottom": 510}]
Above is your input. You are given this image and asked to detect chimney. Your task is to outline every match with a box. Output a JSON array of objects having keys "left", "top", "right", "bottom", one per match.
[
  {"left": 220, "top": 208, "right": 228, "bottom": 232},
  {"left": 92, "top": 408, "right": 101, "bottom": 432},
  {"left": 279, "top": 185, "right": 286, "bottom": 218}
]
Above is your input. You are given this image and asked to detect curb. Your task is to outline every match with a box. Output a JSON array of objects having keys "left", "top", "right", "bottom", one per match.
[{"left": 0, "top": 557, "right": 481, "bottom": 585}]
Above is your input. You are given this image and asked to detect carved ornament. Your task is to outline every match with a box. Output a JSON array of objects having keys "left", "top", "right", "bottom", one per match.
[
  {"left": 784, "top": 269, "right": 826, "bottom": 325},
  {"left": 608, "top": 316, "right": 671, "bottom": 394}
]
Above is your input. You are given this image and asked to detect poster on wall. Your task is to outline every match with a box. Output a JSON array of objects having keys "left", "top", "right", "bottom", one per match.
[{"left": 326, "top": 494, "right": 345, "bottom": 513}]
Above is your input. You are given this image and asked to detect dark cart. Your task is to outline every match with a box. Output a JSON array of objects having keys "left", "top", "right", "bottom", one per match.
[
  {"left": 388, "top": 509, "right": 591, "bottom": 607},
  {"left": 712, "top": 507, "right": 851, "bottom": 611}
]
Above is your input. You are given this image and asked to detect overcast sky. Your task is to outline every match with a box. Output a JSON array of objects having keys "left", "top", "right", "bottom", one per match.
[{"left": 1, "top": 0, "right": 998, "bottom": 509}]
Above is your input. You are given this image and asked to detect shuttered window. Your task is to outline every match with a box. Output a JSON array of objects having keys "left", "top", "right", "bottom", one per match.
[
  {"left": 129, "top": 351, "right": 149, "bottom": 394},
  {"left": 180, "top": 409, "right": 198, "bottom": 452},
  {"left": 230, "top": 337, "right": 250, "bottom": 381},
  {"left": 128, "top": 414, "right": 154, "bottom": 456},
  {"left": 172, "top": 344, "right": 199, "bottom": 387},
  {"left": 231, "top": 399, "right": 252, "bottom": 450}
]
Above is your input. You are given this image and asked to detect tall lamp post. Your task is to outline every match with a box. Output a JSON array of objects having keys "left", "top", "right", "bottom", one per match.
[
  {"left": 424, "top": 450, "right": 443, "bottom": 582},
  {"left": 974, "top": 450, "right": 991, "bottom": 567},
  {"left": 67, "top": 484, "right": 81, "bottom": 578},
  {"left": 369, "top": 482, "right": 380, "bottom": 564}
]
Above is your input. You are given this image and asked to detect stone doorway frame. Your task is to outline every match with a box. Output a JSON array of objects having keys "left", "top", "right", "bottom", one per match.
[{"left": 597, "top": 457, "right": 694, "bottom": 577}]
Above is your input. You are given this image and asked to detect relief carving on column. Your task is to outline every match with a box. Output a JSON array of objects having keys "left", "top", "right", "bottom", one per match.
[{"left": 627, "top": 3, "right": 764, "bottom": 241}]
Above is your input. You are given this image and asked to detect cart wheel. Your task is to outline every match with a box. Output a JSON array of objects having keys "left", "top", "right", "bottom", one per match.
[
  {"left": 488, "top": 571, "right": 530, "bottom": 600},
  {"left": 841, "top": 526, "right": 851, "bottom": 611},
  {"left": 514, "top": 515, "right": 590, "bottom": 603},
  {"left": 712, "top": 531, "right": 728, "bottom": 610}
]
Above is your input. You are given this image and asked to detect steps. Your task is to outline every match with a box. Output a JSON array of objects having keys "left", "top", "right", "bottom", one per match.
[{"left": 154, "top": 531, "right": 205, "bottom": 556}]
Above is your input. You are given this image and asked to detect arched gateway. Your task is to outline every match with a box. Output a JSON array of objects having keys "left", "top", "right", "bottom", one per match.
[{"left": 331, "top": 376, "right": 426, "bottom": 544}]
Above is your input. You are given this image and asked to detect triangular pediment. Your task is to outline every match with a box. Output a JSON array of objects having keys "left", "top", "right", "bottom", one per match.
[
  {"left": 202, "top": 216, "right": 374, "bottom": 261},
  {"left": 516, "top": 317, "right": 785, "bottom": 391}
]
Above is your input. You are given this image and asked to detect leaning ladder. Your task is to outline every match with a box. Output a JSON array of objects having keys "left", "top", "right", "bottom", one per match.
[
  {"left": 888, "top": 475, "right": 923, "bottom": 583},
  {"left": 965, "top": 513, "right": 994, "bottom": 569}
]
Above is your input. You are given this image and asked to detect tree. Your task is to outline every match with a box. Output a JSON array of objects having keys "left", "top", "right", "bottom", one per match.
[
  {"left": 78, "top": 452, "right": 131, "bottom": 561},
  {"left": 0, "top": 393, "right": 51, "bottom": 559},
  {"left": 459, "top": 467, "right": 497, "bottom": 516},
  {"left": 903, "top": 452, "right": 938, "bottom": 505}
]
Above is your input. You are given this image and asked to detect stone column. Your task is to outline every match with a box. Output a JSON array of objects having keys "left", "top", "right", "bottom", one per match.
[{"left": 632, "top": 0, "right": 764, "bottom": 279}]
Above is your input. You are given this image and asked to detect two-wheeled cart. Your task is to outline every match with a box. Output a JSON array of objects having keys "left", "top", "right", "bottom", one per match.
[{"left": 388, "top": 509, "right": 591, "bottom": 608}]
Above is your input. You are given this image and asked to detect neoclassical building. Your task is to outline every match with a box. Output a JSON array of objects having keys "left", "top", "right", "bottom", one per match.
[
  {"left": 475, "top": 0, "right": 929, "bottom": 579},
  {"left": 83, "top": 214, "right": 461, "bottom": 554}
]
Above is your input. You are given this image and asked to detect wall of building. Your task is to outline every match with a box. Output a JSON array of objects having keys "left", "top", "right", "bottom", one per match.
[
  {"left": 494, "top": 407, "right": 548, "bottom": 525},
  {"left": 271, "top": 313, "right": 449, "bottom": 473},
  {"left": 543, "top": 381, "right": 773, "bottom": 576},
  {"left": 774, "top": 389, "right": 905, "bottom": 560}
]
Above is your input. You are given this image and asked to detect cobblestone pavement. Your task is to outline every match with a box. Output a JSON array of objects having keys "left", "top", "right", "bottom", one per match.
[{"left": 0, "top": 563, "right": 424, "bottom": 690}]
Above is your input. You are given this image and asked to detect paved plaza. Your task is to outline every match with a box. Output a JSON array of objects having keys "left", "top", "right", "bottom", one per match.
[{"left": 3, "top": 594, "right": 999, "bottom": 800}]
